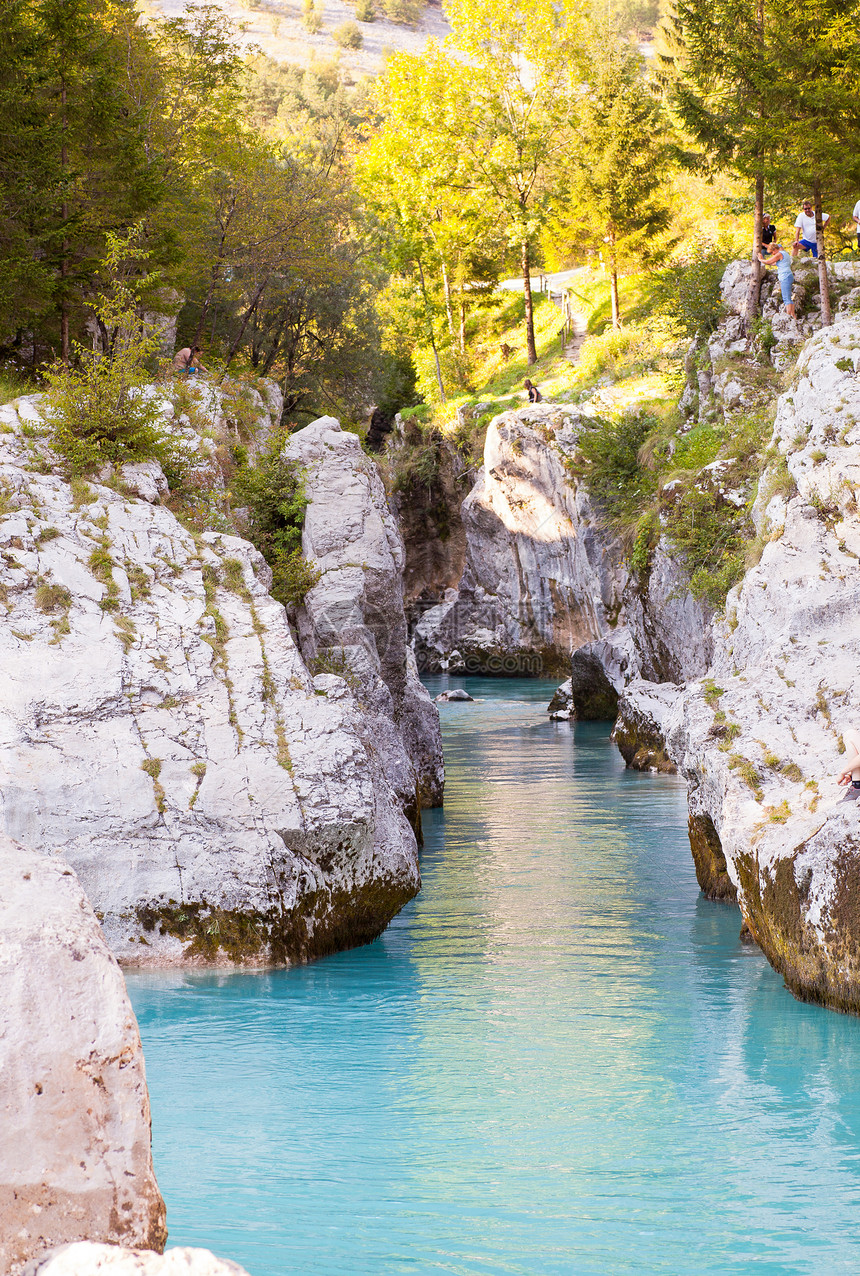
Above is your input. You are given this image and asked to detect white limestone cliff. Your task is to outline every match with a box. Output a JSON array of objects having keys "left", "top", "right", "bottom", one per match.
[
  {"left": 284, "top": 417, "right": 444, "bottom": 819},
  {"left": 0, "top": 396, "right": 430, "bottom": 966},
  {"left": 668, "top": 316, "right": 860, "bottom": 1007},
  {"left": 0, "top": 836, "right": 166, "bottom": 1273},
  {"left": 414, "top": 404, "right": 712, "bottom": 697}
]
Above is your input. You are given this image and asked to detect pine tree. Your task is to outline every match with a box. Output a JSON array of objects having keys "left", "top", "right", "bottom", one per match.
[
  {"left": 570, "top": 29, "right": 673, "bottom": 328},
  {"left": 662, "top": 0, "right": 780, "bottom": 325}
]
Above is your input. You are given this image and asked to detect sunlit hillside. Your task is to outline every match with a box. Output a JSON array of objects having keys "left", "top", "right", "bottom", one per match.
[{"left": 138, "top": 0, "right": 450, "bottom": 78}]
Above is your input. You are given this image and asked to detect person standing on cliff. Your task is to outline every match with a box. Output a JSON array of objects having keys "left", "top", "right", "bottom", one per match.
[
  {"left": 758, "top": 241, "right": 796, "bottom": 322},
  {"left": 838, "top": 727, "right": 860, "bottom": 800},
  {"left": 793, "top": 199, "right": 830, "bottom": 258},
  {"left": 852, "top": 197, "right": 860, "bottom": 252}
]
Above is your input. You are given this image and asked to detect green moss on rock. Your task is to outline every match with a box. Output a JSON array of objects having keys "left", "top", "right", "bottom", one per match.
[
  {"left": 134, "top": 870, "right": 418, "bottom": 967},
  {"left": 688, "top": 811, "right": 737, "bottom": 902}
]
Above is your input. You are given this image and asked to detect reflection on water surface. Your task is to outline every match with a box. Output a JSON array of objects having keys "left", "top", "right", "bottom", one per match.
[{"left": 128, "top": 677, "right": 860, "bottom": 1276}]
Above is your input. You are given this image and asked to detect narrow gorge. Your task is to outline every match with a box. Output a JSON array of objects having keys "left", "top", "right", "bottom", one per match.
[{"left": 3, "top": 261, "right": 860, "bottom": 1271}]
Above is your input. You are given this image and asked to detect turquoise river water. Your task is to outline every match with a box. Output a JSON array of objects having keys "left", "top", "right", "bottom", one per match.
[{"left": 127, "top": 677, "right": 860, "bottom": 1275}]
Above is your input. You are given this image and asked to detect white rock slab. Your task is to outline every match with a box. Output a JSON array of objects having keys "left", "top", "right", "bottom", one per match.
[
  {"left": 0, "top": 837, "right": 166, "bottom": 1274},
  {"left": 20, "top": 1243, "right": 249, "bottom": 1275}
]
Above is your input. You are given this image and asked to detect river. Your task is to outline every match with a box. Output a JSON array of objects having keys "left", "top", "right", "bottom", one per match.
[{"left": 127, "top": 677, "right": 860, "bottom": 1275}]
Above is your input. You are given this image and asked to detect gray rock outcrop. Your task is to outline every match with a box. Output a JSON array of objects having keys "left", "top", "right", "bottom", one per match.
[
  {"left": 284, "top": 416, "right": 444, "bottom": 819},
  {"left": 670, "top": 318, "right": 860, "bottom": 1006},
  {"left": 413, "top": 406, "right": 712, "bottom": 690},
  {"left": 612, "top": 679, "right": 683, "bottom": 773},
  {"left": 0, "top": 836, "right": 166, "bottom": 1273},
  {"left": 0, "top": 398, "right": 423, "bottom": 966}
]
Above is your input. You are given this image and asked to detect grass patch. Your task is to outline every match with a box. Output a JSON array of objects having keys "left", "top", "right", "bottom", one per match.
[{"left": 0, "top": 369, "right": 36, "bottom": 405}]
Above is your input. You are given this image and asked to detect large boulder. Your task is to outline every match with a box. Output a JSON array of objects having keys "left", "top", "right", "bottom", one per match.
[
  {"left": 284, "top": 416, "right": 444, "bottom": 817},
  {"left": 612, "top": 679, "right": 683, "bottom": 772},
  {"left": 671, "top": 318, "right": 860, "bottom": 1007},
  {"left": 719, "top": 260, "right": 759, "bottom": 317},
  {"left": 569, "top": 639, "right": 633, "bottom": 720},
  {"left": 0, "top": 837, "right": 166, "bottom": 1273},
  {"left": 0, "top": 400, "right": 419, "bottom": 966}
]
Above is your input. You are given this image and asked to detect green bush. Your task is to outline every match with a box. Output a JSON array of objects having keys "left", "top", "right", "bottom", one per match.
[
  {"left": 576, "top": 326, "right": 648, "bottom": 382},
  {"left": 233, "top": 434, "right": 319, "bottom": 607},
  {"left": 45, "top": 228, "right": 173, "bottom": 475},
  {"left": 334, "top": 19, "right": 363, "bottom": 46},
  {"left": 663, "top": 483, "right": 748, "bottom": 606},
  {"left": 302, "top": 0, "right": 323, "bottom": 32},
  {"left": 355, "top": 0, "right": 376, "bottom": 19},
  {"left": 379, "top": 0, "right": 423, "bottom": 24},
  {"left": 655, "top": 238, "right": 731, "bottom": 338},
  {"left": 576, "top": 410, "right": 657, "bottom": 528}
]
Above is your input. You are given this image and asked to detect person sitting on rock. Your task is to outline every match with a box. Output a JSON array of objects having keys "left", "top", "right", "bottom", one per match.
[
  {"left": 524, "top": 378, "right": 542, "bottom": 403},
  {"left": 838, "top": 727, "right": 860, "bottom": 799},
  {"left": 758, "top": 242, "right": 796, "bottom": 322},
  {"left": 171, "top": 344, "right": 207, "bottom": 376},
  {"left": 792, "top": 199, "right": 830, "bottom": 258},
  {"left": 761, "top": 213, "right": 777, "bottom": 246}
]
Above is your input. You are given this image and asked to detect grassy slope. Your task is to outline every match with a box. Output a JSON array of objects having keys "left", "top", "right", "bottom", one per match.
[{"left": 402, "top": 264, "right": 809, "bottom": 609}]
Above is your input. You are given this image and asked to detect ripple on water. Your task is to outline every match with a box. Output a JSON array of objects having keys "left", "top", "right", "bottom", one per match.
[{"left": 128, "top": 678, "right": 860, "bottom": 1276}]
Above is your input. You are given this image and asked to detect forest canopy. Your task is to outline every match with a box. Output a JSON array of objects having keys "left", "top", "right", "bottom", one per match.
[{"left": 2, "top": 0, "right": 860, "bottom": 422}]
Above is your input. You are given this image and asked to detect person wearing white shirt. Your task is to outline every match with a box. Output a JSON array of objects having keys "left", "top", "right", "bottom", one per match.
[
  {"left": 853, "top": 198, "right": 860, "bottom": 250},
  {"left": 792, "top": 198, "right": 830, "bottom": 258}
]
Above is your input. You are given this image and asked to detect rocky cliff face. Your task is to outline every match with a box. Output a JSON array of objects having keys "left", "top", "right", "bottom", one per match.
[
  {"left": 669, "top": 316, "right": 860, "bottom": 1009},
  {"left": 413, "top": 404, "right": 712, "bottom": 693},
  {"left": 0, "top": 835, "right": 166, "bottom": 1273},
  {"left": 0, "top": 397, "right": 435, "bottom": 967},
  {"left": 285, "top": 416, "right": 444, "bottom": 818}
]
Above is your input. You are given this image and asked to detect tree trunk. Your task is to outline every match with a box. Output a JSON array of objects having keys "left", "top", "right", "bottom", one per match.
[
  {"left": 608, "top": 225, "right": 621, "bottom": 329},
  {"left": 814, "top": 178, "right": 832, "bottom": 327},
  {"left": 222, "top": 275, "right": 271, "bottom": 375},
  {"left": 440, "top": 259, "right": 455, "bottom": 343},
  {"left": 522, "top": 240, "right": 537, "bottom": 365},
  {"left": 459, "top": 298, "right": 466, "bottom": 356},
  {"left": 60, "top": 76, "right": 69, "bottom": 365},
  {"left": 417, "top": 259, "right": 445, "bottom": 403},
  {"left": 192, "top": 196, "right": 236, "bottom": 351},
  {"left": 744, "top": 172, "right": 765, "bottom": 330}
]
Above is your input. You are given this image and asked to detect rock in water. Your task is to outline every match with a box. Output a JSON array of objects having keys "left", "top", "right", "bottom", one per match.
[
  {"left": 0, "top": 837, "right": 166, "bottom": 1273},
  {"left": 546, "top": 678, "right": 573, "bottom": 713},
  {"left": 285, "top": 416, "right": 444, "bottom": 820},
  {"left": 20, "top": 1244, "right": 249, "bottom": 1275},
  {"left": 569, "top": 639, "right": 632, "bottom": 720},
  {"left": 671, "top": 319, "right": 860, "bottom": 1009},
  {"left": 612, "top": 680, "right": 682, "bottom": 773},
  {"left": 0, "top": 398, "right": 421, "bottom": 966},
  {"left": 435, "top": 689, "right": 474, "bottom": 702}
]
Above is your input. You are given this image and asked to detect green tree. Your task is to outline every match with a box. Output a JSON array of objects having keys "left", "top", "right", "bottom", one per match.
[
  {"left": 769, "top": 0, "right": 860, "bottom": 324},
  {"left": 442, "top": 0, "right": 584, "bottom": 363},
  {"left": 45, "top": 227, "right": 168, "bottom": 474},
  {"left": 568, "top": 30, "right": 673, "bottom": 327},
  {"left": 0, "top": 0, "right": 156, "bottom": 362},
  {"left": 358, "top": 45, "right": 498, "bottom": 399},
  {"left": 663, "top": 0, "right": 779, "bottom": 325}
]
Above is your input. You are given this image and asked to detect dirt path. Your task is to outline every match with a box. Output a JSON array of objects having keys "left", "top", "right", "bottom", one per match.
[
  {"left": 558, "top": 308, "right": 586, "bottom": 370},
  {"left": 564, "top": 310, "right": 589, "bottom": 366}
]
